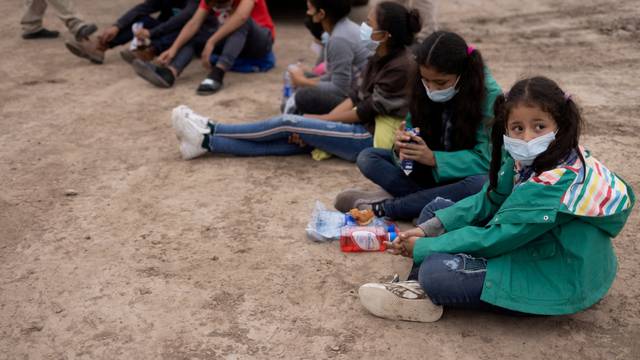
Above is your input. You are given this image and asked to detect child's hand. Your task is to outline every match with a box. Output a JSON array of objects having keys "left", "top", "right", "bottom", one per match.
[
  {"left": 287, "top": 133, "right": 307, "bottom": 147},
  {"left": 158, "top": 48, "right": 176, "bottom": 65},
  {"left": 385, "top": 233, "right": 421, "bottom": 258},
  {"left": 135, "top": 27, "right": 150, "bottom": 40},
  {"left": 400, "top": 227, "right": 426, "bottom": 239},
  {"left": 288, "top": 65, "right": 305, "bottom": 86},
  {"left": 398, "top": 133, "right": 436, "bottom": 166},
  {"left": 98, "top": 25, "right": 119, "bottom": 47}
]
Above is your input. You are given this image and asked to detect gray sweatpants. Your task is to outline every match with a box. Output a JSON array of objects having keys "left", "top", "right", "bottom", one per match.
[{"left": 21, "top": 0, "right": 89, "bottom": 36}]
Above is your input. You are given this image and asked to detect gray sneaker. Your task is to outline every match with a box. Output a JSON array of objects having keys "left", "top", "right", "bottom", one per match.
[
  {"left": 334, "top": 188, "right": 392, "bottom": 213},
  {"left": 358, "top": 281, "right": 443, "bottom": 322}
]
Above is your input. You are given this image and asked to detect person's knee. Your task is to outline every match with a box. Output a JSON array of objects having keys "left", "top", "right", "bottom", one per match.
[
  {"left": 418, "top": 253, "right": 455, "bottom": 299},
  {"left": 465, "top": 174, "right": 488, "bottom": 191},
  {"left": 356, "top": 148, "right": 383, "bottom": 177}
]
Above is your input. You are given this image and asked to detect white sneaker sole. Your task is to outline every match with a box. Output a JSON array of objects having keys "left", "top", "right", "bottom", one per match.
[
  {"left": 179, "top": 141, "right": 207, "bottom": 160},
  {"left": 358, "top": 283, "right": 443, "bottom": 323},
  {"left": 172, "top": 105, "right": 191, "bottom": 140}
]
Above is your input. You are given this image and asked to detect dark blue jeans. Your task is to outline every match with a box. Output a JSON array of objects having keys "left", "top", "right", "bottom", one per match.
[
  {"left": 107, "top": 16, "right": 175, "bottom": 53},
  {"left": 410, "top": 253, "right": 489, "bottom": 308},
  {"left": 356, "top": 148, "right": 487, "bottom": 220},
  {"left": 210, "top": 18, "right": 273, "bottom": 70}
]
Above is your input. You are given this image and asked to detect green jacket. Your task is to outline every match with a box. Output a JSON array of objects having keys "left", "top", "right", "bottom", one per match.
[
  {"left": 413, "top": 149, "right": 635, "bottom": 315},
  {"left": 432, "top": 67, "right": 503, "bottom": 183}
]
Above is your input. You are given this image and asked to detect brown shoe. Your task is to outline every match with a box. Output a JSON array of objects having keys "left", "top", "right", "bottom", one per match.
[
  {"left": 120, "top": 47, "right": 156, "bottom": 64},
  {"left": 65, "top": 38, "right": 104, "bottom": 64}
]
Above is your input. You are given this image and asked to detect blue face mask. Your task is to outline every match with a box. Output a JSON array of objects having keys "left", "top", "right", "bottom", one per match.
[
  {"left": 422, "top": 77, "right": 460, "bottom": 103},
  {"left": 359, "top": 22, "right": 381, "bottom": 51},
  {"left": 503, "top": 131, "right": 557, "bottom": 166}
]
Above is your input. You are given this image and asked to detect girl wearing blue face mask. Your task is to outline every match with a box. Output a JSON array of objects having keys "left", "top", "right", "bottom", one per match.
[
  {"left": 358, "top": 76, "right": 635, "bottom": 323},
  {"left": 335, "top": 31, "right": 502, "bottom": 221},
  {"left": 171, "top": 1, "right": 420, "bottom": 162}
]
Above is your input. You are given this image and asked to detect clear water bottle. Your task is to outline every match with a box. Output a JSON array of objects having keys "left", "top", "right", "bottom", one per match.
[
  {"left": 401, "top": 125, "right": 420, "bottom": 175},
  {"left": 282, "top": 64, "right": 297, "bottom": 102}
]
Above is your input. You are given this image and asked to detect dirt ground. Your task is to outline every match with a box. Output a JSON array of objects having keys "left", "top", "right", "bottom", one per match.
[{"left": 1, "top": 0, "right": 640, "bottom": 359}]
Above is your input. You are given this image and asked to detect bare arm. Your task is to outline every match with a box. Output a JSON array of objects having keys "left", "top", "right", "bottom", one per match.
[
  {"left": 169, "top": 7, "right": 208, "bottom": 53},
  {"left": 306, "top": 99, "right": 360, "bottom": 123}
]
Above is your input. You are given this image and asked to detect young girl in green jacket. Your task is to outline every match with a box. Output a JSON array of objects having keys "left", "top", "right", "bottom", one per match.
[{"left": 358, "top": 76, "right": 635, "bottom": 322}]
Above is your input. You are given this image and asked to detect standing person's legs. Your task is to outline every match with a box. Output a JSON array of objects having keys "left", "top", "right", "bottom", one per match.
[
  {"left": 21, "top": 0, "right": 49, "bottom": 36},
  {"left": 46, "top": 0, "right": 95, "bottom": 39},
  {"left": 293, "top": 86, "right": 347, "bottom": 115}
]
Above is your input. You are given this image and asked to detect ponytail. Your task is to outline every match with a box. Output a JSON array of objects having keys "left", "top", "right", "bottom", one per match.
[{"left": 375, "top": 1, "right": 422, "bottom": 50}]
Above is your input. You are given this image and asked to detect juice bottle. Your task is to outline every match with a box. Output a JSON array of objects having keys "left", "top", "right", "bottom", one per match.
[{"left": 340, "top": 225, "right": 397, "bottom": 253}]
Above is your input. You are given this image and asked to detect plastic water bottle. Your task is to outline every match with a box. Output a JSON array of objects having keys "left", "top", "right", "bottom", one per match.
[
  {"left": 282, "top": 64, "right": 296, "bottom": 103},
  {"left": 340, "top": 225, "right": 397, "bottom": 253},
  {"left": 401, "top": 125, "right": 420, "bottom": 176}
]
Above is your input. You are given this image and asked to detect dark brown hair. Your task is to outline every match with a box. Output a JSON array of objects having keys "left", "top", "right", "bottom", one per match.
[
  {"left": 375, "top": 1, "right": 421, "bottom": 52},
  {"left": 489, "top": 76, "right": 584, "bottom": 192}
]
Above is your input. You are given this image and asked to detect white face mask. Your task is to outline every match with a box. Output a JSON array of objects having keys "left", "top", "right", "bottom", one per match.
[
  {"left": 503, "top": 131, "right": 556, "bottom": 166},
  {"left": 422, "top": 77, "right": 459, "bottom": 103},
  {"left": 359, "top": 22, "right": 381, "bottom": 51}
]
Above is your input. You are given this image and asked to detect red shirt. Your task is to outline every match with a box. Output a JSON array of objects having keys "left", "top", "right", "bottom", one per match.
[{"left": 199, "top": 0, "right": 275, "bottom": 39}]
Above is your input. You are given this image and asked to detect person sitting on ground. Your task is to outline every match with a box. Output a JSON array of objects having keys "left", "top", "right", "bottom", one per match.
[
  {"left": 358, "top": 76, "right": 635, "bottom": 323},
  {"left": 286, "top": 0, "right": 372, "bottom": 115},
  {"left": 171, "top": 1, "right": 420, "bottom": 162},
  {"left": 334, "top": 31, "right": 502, "bottom": 221},
  {"left": 21, "top": 0, "right": 96, "bottom": 40},
  {"left": 64, "top": 0, "right": 200, "bottom": 65},
  {"left": 132, "top": 0, "right": 275, "bottom": 95}
]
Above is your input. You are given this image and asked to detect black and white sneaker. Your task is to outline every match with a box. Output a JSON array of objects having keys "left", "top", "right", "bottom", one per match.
[
  {"left": 359, "top": 280, "right": 443, "bottom": 322},
  {"left": 132, "top": 59, "right": 175, "bottom": 88},
  {"left": 196, "top": 67, "right": 225, "bottom": 95},
  {"left": 196, "top": 77, "right": 223, "bottom": 95}
]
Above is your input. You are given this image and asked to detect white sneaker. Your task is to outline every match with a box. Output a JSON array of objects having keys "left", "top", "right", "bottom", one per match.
[
  {"left": 172, "top": 113, "right": 209, "bottom": 161},
  {"left": 172, "top": 105, "right": 211, "bottom": 140},
  {"left": 358, "top": 281, "right": 443, "bottom": 322}
]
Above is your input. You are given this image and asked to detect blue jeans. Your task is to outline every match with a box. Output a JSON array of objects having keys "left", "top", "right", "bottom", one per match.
[
  {"left": 356, "top": 148, "right": 487, "bottom": 220},
  {"left": 206, "top": 114, "right": 373, "bottom": 162},
  {"left": 107, "top": 16, "right": 175, "bottom": 53},
  {"left": 411, "top": 253, "right": 489, "bottom": 308},
  {"left": 417, "top": 197, "right": 455, "bottom": 224}
]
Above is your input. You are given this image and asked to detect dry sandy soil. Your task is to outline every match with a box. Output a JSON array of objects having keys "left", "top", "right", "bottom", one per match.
[{"left": 1, "top": 0, "right": 640, "bottom": 359}]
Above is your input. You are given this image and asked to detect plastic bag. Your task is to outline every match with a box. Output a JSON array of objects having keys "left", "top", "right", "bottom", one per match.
[{"left": 306, "top": 201, "right": 348, "bottom": 242}]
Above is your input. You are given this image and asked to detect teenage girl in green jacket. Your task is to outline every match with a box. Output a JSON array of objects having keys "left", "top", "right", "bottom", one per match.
[
  {"left": 334, "top": 31, "right": 503, "bottom": 221},
  {"left": 358, "top": 76, "right": 635, "bottom": 322}
]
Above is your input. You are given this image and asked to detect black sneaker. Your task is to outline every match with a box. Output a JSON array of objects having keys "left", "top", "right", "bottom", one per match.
[
  {"left": 22, "top": 28, "right": 59, "bottom": 39},
  {"left": 132, "top": 59, "right": 175, "bottom": 88},
  {"left": 75, "top": 23, "right": 98, "bottom": 41}
]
